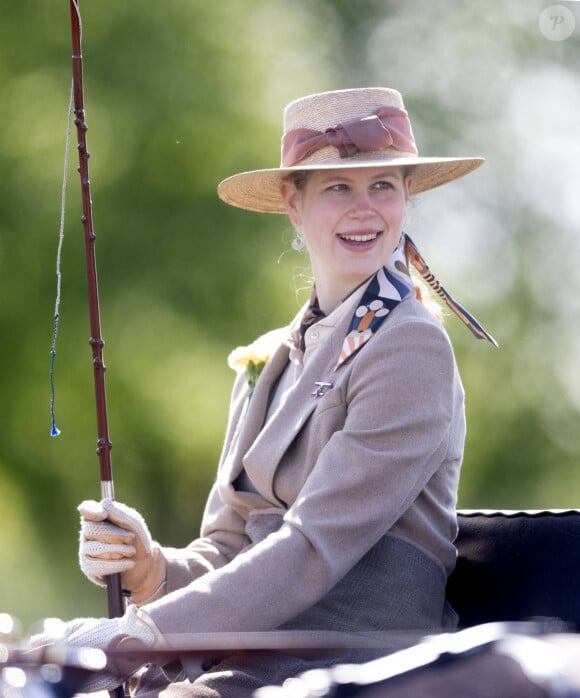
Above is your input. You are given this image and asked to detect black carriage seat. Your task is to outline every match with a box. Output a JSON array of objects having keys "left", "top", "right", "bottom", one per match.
[{"left": 446, "top": 509, "right": 580, "bottom": 629}]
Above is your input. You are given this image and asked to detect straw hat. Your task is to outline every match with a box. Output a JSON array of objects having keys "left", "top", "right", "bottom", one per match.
[{"left": 217, "top": 87, "right": 484, "bottom": 214}]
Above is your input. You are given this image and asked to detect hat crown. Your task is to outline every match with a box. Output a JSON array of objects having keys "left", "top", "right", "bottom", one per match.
[
  {"left": 217, "top": 86, "right": 484, "bottom": 213},
  {"left": 283, "top": 87, "right": 406, "bottom": 133}
]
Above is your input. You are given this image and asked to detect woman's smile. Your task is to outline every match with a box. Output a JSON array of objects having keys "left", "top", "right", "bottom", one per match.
[{"left": 337, "top": 229, "right": 383, "bottom": 247}]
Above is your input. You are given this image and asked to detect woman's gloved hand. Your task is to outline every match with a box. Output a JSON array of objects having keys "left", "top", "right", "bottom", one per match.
[
  {"left": 79, "top": 499, "right": 166, "bottom": 604},
  {"left": 30, "top": 606, "right": 162, "bottom": 693}
]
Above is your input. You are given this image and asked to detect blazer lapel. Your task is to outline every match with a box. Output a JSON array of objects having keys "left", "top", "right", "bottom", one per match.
[
  {"left": 242, "top": 310, "right": 352, "bottom": 499},
  {"left": 220, "top": 338, "right": 291, "bottom": 484}
]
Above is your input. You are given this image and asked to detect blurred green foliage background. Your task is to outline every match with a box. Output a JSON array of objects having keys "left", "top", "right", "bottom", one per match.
[{"left": 1, "top": 0, "right": 579, "bottom": 628}]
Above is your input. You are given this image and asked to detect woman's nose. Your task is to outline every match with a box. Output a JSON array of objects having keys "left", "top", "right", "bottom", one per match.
[{"left": 347, "top": 191, "right": 374, "bottom": 219}]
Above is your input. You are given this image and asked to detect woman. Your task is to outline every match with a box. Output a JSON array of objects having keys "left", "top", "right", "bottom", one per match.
[{"left": 32, "top": 87, "right": 495, "bottom": 696}]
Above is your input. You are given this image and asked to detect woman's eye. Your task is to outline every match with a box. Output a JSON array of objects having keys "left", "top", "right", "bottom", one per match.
[
  {"left": 328, "top": 183, "right": 349, "bottom": 192},
  {"left": 373, "top": 180, "right": 394, "bottom": 190}
]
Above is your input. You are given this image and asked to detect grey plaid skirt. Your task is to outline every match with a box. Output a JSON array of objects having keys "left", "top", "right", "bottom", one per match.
[{"left": 130, "top": 534, "right": 456, "bottom": 698}]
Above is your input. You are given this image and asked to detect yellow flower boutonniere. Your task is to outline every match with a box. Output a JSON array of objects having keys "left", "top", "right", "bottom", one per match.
[{"left": 227, "top": 333, "right": 276, "bottom": 397}]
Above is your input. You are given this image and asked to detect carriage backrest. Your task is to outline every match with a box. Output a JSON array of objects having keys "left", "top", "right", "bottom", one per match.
[{"left": 446, "top": 509, "right": 580, "bottom": 629}]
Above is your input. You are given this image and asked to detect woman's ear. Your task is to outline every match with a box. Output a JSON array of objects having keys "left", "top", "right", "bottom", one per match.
[
  {"left": 280, "top": 181, "right": 302, "bottom": 227},
  {"left": 404, "top": 175, "right": 414, "bottom": 201}
]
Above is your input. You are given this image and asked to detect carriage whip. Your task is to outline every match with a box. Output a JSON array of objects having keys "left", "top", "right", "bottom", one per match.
[{"left": 67, "top": 0, "right": 126, "bottom": 666}]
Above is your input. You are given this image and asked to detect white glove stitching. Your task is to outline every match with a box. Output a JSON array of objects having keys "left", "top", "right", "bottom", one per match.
[
  {"left": 78, "top": 499, "right": 153, "bottom": 587},
  {"left": 101, "top": 499, "right": 153, "bottom": 555}
]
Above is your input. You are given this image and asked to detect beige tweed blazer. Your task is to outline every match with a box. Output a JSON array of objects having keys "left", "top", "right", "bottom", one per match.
[{"left": 146, "top": 293, "right": 466, "bottom": 640}]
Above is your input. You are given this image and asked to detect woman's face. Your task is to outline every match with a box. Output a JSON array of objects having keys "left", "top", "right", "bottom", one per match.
[{"left": 281, "top": 166, "right": 411, "bottom": 312}]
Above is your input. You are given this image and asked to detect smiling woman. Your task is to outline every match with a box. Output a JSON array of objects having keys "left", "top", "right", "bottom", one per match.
[{"left": 29, "top": 88, "right": 497, "bottom": 698}]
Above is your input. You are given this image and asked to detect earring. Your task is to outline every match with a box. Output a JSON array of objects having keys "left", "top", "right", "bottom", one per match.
[{"left": 292, "top": 226, "right": 306, "bottom": 252}]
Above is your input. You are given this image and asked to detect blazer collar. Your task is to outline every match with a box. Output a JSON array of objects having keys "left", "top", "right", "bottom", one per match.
[{"left": 238, "top": 306, "right": 353, "bottom": 498}]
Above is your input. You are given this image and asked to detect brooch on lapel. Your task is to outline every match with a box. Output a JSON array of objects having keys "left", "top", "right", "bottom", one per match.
[{"left": 311, "top": 381, "right": 333, "bottom": 398}]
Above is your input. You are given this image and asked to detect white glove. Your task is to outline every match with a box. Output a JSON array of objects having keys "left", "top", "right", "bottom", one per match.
[
  {"left": 79, "top": 498, "right": 152, "bottom": 585},
  {"left": 79, "top": 499, "right": 166, "bottom": 603},
  {"left": 30, "top": 606, "right": 161, "bottom": 693}
]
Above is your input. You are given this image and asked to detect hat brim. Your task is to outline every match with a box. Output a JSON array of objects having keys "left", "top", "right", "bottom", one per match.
[{"left": 217, "top": 156, "right": 485, "bottom": 214}]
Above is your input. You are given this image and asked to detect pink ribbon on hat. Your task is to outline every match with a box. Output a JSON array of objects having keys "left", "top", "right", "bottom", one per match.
[{"left": 281, "top": 106, "right": 418, "bottom": 167}]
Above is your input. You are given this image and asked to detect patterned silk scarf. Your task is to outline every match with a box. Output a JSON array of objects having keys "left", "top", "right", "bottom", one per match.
[
  {"left": 336, "top": 236, "right": 413, "bottom": 369},
  {"left": 297, "top": 233, "right": 497, "bottom": 371}
]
